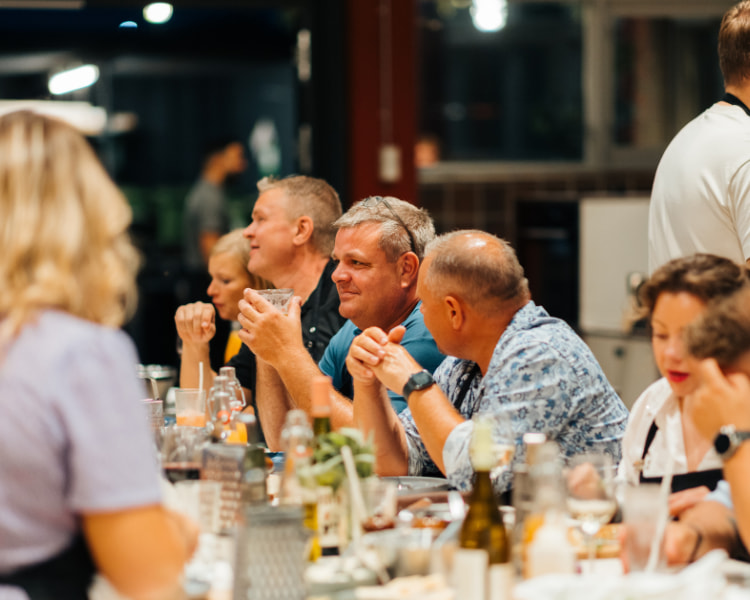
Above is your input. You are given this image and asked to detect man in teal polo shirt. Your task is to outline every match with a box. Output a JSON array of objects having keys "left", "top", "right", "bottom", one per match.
[{"left": 237, "top": 196, "right": 444, "bottom": 449}]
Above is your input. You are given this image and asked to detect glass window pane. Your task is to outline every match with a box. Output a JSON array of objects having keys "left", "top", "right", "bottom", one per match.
[
  {"left": 419, "top": 1, "right": 583, "bottom": 161},
  {"left": 613, "top": 16, "right": 723, "bottom": 150}
]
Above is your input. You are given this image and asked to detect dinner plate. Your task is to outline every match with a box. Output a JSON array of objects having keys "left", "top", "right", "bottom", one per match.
[{"left": 382, "top": 476, "right": 453, "bottom": 494}]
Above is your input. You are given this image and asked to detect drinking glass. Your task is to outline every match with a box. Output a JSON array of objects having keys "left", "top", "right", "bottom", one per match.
[
  {"left": 256, "top": 288, "right": 294, "bottom": 314},
  {"left": 174, "top": 388, "right": 207, "bottom": 427},
  {"left": 160, "top": 425, "right": 211, "bottom": 484},
  {"left": 564, "top": 453, "right": 617, "bottom": 571},
  {"left": 622, "top": 483, "right": 666, "bottom": 572},
  {"left": 360, "top": 478, "right": 398, "bottom": 532}
]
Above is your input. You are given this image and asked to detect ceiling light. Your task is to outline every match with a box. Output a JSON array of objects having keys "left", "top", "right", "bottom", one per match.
[
  {"left": 143, "top": 2, "right": 173, "bottom": 24},
  {"left": 471, "top": 0, "right": 508, "bottom": 33},
  {"left": 119, "top": 21, "right": 138, "bottom": 29},
  {"left": 48, "top": 64, "right": 99, "bottom": 95}
]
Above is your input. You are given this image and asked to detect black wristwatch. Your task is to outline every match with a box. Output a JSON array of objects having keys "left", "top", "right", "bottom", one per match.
[
  {"left": 713, "top": 425, "right": 750, "bottom": 461},
  {"left": 402, "top": 369, "right": 435, "bottom": 401}
]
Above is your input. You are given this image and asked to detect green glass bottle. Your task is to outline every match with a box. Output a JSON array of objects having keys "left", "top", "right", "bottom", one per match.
[
  {"left": 239, "top": 413, "right": 267, "bottom": 505},
  {"left": 454, "top": 417, "right": 512, "bottom": 600}
]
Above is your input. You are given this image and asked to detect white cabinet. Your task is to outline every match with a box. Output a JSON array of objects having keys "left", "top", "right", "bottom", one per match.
[
  {"left": 583, "top": 333, "right": 659, "bottom": 410},
  {"left": 579, "top": 196, "right": 658, "bottom": 409}
]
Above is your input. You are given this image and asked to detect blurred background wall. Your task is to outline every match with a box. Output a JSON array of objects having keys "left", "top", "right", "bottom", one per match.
[{"left": 0, "top": 0, "right": 734, "bottom": 403}]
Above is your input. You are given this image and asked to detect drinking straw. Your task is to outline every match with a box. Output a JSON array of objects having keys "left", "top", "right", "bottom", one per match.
[
  {"left": 340, "top": 445, "right": 367, "bottom": 544},
  {"left": 340, "top": 445, "right": 391, "bottom": 584},
  {"left": 645, "top": 458, "right": 673, "bottom": 572},
  {"left": 198, "top": 361, "right": 204, "bottom": 393}
]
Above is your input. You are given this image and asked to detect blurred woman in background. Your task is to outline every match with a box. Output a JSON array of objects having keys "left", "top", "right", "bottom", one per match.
[
  {"left": 204, "top": 228, "right": 272, "bottom": 363},
  {"left": 0, "top": 110, "right": 197, "bottom": 599}
]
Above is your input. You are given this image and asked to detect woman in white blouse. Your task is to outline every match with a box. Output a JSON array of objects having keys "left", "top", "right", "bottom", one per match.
[{"left": 620, "top": 254, "right": 750, "bottom": 517}]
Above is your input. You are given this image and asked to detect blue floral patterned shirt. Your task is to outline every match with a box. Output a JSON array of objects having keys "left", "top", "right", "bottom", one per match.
[{"left": 398, "top": 301, "right": 628, "bottom": 492}]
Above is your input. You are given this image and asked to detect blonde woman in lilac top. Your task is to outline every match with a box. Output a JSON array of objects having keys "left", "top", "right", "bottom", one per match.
[{"left": 0, "top": 111, "right": 197, "bottom": 599}]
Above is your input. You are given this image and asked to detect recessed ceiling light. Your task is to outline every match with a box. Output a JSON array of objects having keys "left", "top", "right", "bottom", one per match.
[
  {"left": 119, "top": 21, "right": 138, "bottom": 29},
  {"left": 143, "top": 3, "right": 173, "bottom": 25}
]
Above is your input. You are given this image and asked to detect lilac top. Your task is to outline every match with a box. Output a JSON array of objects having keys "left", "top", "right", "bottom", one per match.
[{"left": 0, "top": 311, "right": 162, "bottom": 573}]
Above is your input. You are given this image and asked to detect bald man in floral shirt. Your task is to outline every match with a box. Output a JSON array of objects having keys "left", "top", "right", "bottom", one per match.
[{"left": 346, "top": 230, "right": 628, "bottom": 493}]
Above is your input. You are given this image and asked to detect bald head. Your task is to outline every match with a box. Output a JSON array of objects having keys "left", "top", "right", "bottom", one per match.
[{"left": 422, "top": 230, "right": 530, "bottom": 316}]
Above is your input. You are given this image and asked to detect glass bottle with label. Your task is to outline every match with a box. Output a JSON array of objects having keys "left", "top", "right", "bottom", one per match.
[
  {"left": 240, "top": 413, "right": 267, "bottom": 506},
  {"left": 524, "top": 442, "right": 575, "bottom": 578},
  {"left": 453, "top": 417, "right": 512, "bottom": 600},
  {"left": 279, "top": 409, "right": 321, "bottom": 560}
]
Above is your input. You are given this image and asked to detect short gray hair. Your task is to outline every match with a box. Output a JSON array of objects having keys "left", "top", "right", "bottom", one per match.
[
  {"left": 333, "top": 196, "right": 435, "bottom": 261},
  {"left": 423, "top": 230, "right": 530, "bottom": 314},
  {"left": 257, "top": 175, "right": 342, "bottom": 255}
]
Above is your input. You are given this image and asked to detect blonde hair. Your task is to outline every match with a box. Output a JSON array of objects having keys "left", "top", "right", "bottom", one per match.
[
  {"left": 0, "top": 111, "right": 139, "bottom": 343},
  {"left": 719, "top": 0, "right": 750, "bottom": 87},
  {"left": 210, "top": 228, "right": 273, "bottom": 290}
]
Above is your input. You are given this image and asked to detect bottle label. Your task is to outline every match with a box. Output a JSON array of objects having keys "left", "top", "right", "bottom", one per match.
[
  {"left": 452, "top": 548, "right": 488, "bottom": 600},
  {"left": 316, "top": 485, "right": 340, "bottom": 550},
  {"left": 240, "top": 469, "right": 267, "bottom": 505}
]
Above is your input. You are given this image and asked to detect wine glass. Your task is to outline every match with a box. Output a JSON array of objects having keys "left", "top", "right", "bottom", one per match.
[{"left": 564, "top": 453, "right": 617, "bottom": 572}]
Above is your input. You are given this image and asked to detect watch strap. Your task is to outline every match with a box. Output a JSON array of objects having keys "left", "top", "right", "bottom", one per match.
[
  {"left": 402, "top": 369, "right": 435, "bottom": 401},
  {"left": 715, "top": 426, "right": 750, "bottom": 461}
]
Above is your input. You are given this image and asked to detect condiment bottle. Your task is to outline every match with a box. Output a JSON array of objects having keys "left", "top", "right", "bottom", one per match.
[
  {"left": 519, "top": 440, "right": 562, "bottom": 577},
  {"left": 526, "top": 510, "right": 576, "bottom": 577},
  {"left": 279, "top": 409, "right": 321, "bottom": 560},
  {"left": 311, "top": 376, "right": 332, "bottom": 437},
  {"left": 523, "top": 442, "right": 575, "bottom": 577},
  {"left": 310, "top": 376, "right": 343, "bottom": 556},
  {"left": 240, "top": 413, "right": 267, "bottom": 506},
  {"left": 219, "top": 365, "right": 246, "bottom": 411},
  {"left": 511, "top": 432, "right": 547, "bottom": 574},
  {"left": 453, "top": 417, "right": 512, "bottom": 600}
]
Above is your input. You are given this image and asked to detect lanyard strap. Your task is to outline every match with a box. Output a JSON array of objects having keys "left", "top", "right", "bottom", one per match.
[
  {"left": 454, "top": 363, "right": 481, "bottom": 414},
  {"left": 723, "top": 92, "right": 750, "bottom": 117}
]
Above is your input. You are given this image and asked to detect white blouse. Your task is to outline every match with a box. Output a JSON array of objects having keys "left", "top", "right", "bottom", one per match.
[{"left": 618, "top": 377, "right": 722, "bottom": 484}]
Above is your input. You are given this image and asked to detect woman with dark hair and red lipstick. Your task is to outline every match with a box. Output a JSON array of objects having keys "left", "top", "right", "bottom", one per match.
[{"left": 619, "top": 254, "right": 750, "bottom": 516}]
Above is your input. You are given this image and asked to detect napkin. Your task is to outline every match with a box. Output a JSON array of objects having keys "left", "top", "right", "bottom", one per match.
[
  {"left": 355, "top": 573, "right": 454, "bottom": 600},
  {"left": 514, "top": 550, "right": 729, "bottom": 600}
]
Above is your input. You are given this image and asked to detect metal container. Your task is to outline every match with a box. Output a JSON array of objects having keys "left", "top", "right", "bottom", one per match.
[{"left": 137, "top": 364, "right": 177, "bottom": 401}]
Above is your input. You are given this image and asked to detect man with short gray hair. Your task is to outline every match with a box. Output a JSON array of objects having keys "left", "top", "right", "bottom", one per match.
[
  {"left": 238, "top": 196, "right": 445, "bottom": 450},
  {"left": 347, "top": 229, "right": 628, "bottom": 493},
  {"left": 176, "top": 174, "right": 345, "bottom": 409}
]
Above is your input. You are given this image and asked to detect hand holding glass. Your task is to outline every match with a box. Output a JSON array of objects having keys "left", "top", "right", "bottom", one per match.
[{"left": 256, "top": 288, "right": 294, "bottom": 314}]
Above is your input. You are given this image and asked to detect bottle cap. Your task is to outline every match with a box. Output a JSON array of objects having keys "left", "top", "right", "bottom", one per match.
[
  {"left": 219, "top": 366, "right": 237, "bottom": 379},
  {"left": 311, "top": 376, "right": 332, "bottom": 418},
  {"left": 523, "top": 432, "right": 547, "bottom": 465}
]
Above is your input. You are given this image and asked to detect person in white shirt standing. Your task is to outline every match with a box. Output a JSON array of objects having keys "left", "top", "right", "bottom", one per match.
[{"left": 649, "top": 0, "right": 750, "bottom": 273}]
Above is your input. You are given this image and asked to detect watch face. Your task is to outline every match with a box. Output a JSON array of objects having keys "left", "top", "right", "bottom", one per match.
[
  {"left": 715, "top": 433, "right": 731, "bottom": 455},
  {"left": 411, "top": 371, "right": 434, "bottom": 389}
]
